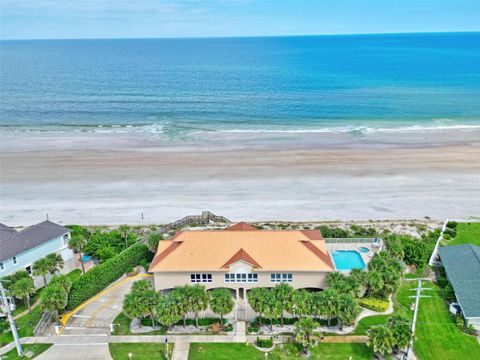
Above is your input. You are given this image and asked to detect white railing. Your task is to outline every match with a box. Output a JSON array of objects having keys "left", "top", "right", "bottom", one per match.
[{"left": 428, "top": 218, "right": 449, "bottom": 266}]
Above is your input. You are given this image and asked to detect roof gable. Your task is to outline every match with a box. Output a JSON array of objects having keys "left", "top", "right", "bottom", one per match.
[
  {"left": 226, "top": 222, "right": 257, "bottom": 231},
  {"left": 221, "top": 248, "right": 262, "bottom": 269}
]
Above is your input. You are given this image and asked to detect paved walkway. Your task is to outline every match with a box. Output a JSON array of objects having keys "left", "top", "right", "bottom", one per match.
[
  {"left": 172, "top": 342, "right": 190, "bottom": 360},
  {"left": 12, "top": 300, "right": 41, "bottom": 320}
]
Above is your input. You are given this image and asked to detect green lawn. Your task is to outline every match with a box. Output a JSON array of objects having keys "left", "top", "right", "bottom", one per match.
[
  {"left": 188, "top": 343, "right": 373, "bottom": 360},
  {"left": 352, "top": 314, "right": 389, "bottom": 335},
  {"left": 447, "top": 222, "right": 480, "bottom": 246},
  {"left": 65, "top": 268, "right": 83, "bottom": 282},
  {"left": 0, "top": 344, "right": 52, "bottom": 359},
  {"left": 413, "top": 283, "right": 480, "bottom": 360},
  {"left": 0, "top": 306, "right": 43, "bottom": 347},
  {"left": 111, "top": 312, "right": 165, "bottom": 336},
  {"left": 109, "top": 343, "right": 169, "bottom": 360}
]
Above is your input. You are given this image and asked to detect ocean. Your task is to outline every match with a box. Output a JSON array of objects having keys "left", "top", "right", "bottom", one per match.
[{"left": 1, "top": 32, "right": 480, "bottom": 143}]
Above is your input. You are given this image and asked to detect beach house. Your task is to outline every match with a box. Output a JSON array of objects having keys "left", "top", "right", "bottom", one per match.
[
  {"left": 0, "top": 220, "right": 75, "bottom": 288},
  {"left": 149, "top": 222, "right": 335, "bottom": 320},
  {"left": 438, "top": 244, "right": 480, "bottom": 330}
]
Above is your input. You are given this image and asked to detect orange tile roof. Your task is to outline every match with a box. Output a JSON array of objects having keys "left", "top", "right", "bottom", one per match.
[
  {"left": 221, "top": 248, "right": 262, "bottom": 269},
  {"left": 149, "top": 227, "right": 333, "bottom": 272},
  {"left": 226, "top": 222, "right": 258, "bottom": 231}
]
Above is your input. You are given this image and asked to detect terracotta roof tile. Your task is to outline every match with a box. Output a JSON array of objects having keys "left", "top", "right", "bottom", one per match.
[
  {"left": 150, "top": 229, "right": 333, "bottom": 272},
  {"left": 221, "top": 248, "right": 262, "bottom": 269},
  {"left": 226, "top": 222, "right": 258, "bottom": 231}
]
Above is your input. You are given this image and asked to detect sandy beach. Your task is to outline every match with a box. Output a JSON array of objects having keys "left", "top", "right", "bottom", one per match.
[{"left": 1, "top": 131, "right": 479, "bottom": 225}]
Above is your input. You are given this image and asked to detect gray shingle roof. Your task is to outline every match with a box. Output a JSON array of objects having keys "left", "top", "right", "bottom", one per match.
[
  {"left": 0, "top": 221, "right": 69, "bottom": 262},
  {"left": 438, "top": 244, "right": 480, "bottom": 319},
  {"left": 0, "top": 223, "right": 17, "bottom": 241}
]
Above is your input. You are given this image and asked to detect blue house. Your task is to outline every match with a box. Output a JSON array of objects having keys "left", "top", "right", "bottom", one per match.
[{"left": 0, "top": 220, "right": 76, "bottom": 288}]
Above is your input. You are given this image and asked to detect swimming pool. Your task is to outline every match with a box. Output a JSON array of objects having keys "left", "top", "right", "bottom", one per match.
[
  {"left": 358, "top": 247, "right": 370, "bottom": 253},
  {"left": 331, "top": 250, "right": 366, "bottom": 270}
]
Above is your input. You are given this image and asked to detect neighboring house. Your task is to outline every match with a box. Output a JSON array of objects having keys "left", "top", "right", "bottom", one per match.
[
  {"left": 438, "top": 244, "right": 480, "bottom": 330},
  {"left": 0, "top": 220, "right": 75, "bottom": 288},
  {"left": 149, "top": 222, "right": 334, "bottom": 320}
]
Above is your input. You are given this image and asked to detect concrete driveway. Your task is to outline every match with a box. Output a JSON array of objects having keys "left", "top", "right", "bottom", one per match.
[{"left": 37, "top": 273, "right": 153, "bottom": 359}]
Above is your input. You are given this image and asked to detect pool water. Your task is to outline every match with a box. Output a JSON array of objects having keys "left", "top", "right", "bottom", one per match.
[
  {"left": 358, "top": 247, "right": 370, "bottom": 253},
  {"left": 331, "top": 250, "right": 366, "bottom": 270}
]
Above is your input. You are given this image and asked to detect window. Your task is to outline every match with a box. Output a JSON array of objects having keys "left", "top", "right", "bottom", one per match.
[
  {"left": 190, "top": 273, "right": 212, "bottom": 283},
  {"left": 12, "top": 256, "right": 17, "bottom": 264},
  {"left": 224, "top": 273, "right": 257, "bottom": 283},
  {"left": 271, "top": 273, "right": 292, "bottom": 283},
  {"left": 0, "top": 262, "right": 4, "bottom": 271},
  {"left": 25, "top": 266, "right": 32, "bottom": 275}
]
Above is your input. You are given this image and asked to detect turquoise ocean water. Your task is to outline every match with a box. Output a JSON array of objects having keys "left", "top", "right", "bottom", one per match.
[{"left": 1, "top": 32, "right": 480, "bottom": 140}]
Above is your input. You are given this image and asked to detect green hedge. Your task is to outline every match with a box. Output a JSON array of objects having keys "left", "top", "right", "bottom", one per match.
[
  {"left": 256, "top": 337, "right": 273, "bottom": 348},
  {"left": 359, "top": 298, "right": 389, "bottom": 312},
  {"left": 67, "top": 243, "right": 150, "bottom": 310}
]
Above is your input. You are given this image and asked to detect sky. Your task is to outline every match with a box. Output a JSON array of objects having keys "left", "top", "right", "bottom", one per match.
[{"left": 1, "top": 0, "right": 479, "bottom": 40}]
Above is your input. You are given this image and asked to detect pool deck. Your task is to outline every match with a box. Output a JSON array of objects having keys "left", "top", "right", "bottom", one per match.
[{"left": 326, "top": 238, "right": 383, "bottom": 271}]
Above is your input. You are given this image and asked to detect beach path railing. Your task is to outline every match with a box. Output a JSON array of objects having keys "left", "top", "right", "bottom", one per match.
[{"left": 157, "top": 211, "right": 230, "bottom": 235}]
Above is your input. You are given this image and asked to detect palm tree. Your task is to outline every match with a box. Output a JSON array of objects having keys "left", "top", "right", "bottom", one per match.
[
  {"left": 210, "top": 288, "right": 234, "bottom": 326},
  {"left": 273, "top": 283, "right": 294, "bottom": 326},
  {"left": 147, "top": 233, "right": 163, "bottom": 253},
  {"left": 388, "top": 315, "right": 412, "bottom": 353},
  {"left": 131, "top": 279, "right": 153, "bottom": 294},
  {"left": 141, "top": 289, "right": 161, "bottom": 327},
  {"left": 12, "top": 277, "right": 35, "bottom": 313},
  {"left": 247, "top": 288, "right": 270, "bottom": 326},
  {"left": 367, "top": 325, "right": 395, "bottom": 357},
  {"left": 294, "top": 317, "right": 319, "bottom": 355},
  {"left": 33, "top": 258, "right": 51, "bottom": 286},
  {"left": 337, "top": 294, "right": 361, "bottom": 329},
  {"left": 123, "top": 292, "right": 145, "bottom": 319},
  {"left": 45, "top": 253, "right": 64, "bottom": 275},
  {"left": 263, "top": 293, "right": 283, "bottom": 331},
  {"left": 289, "top": 289, "right": 312, "bottom": 318},
  {"left": 119, "top": 225, "right": 130, "bottom": 249},
  {"left": 189, "top": 285, "right": 210, "bottom": 328},
  {"left": 69, "top": 234, "right": 88, "bottom": 273},
  {"left": 317, "top": 288, "right": 339, "bottom": 327},
  {"left": 366, "top": 271, "right": 384, "bottom": 298},
  {"left": 40, "top": 284, "right": 68, "bottom": 325},
  {"left": 156, "top": 295, "right": 182, "bottom": 328},
  {"left": 170, "top": 286, "right": 190, "bottom": 327},
  {"left": 49, "top": 275, "right": 72, "bottom": 293},
  {"left": 327, "top": 272, "right": 347, "bottom": 290}
]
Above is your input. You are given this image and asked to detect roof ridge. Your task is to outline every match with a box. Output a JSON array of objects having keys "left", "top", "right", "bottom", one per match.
[
  {"left": 468, "top": 243, "right": 480, "bottom": 264},
  {"left": 148, "top": 241, "right": 183, "bottom": 271},
  {"left": 300, "top": 240, "right": 334, "bottom": 270}
]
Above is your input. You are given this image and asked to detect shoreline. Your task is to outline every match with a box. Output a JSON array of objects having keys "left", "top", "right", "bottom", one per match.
[{"left": 1, "top": 134, "right": 479, "bottom": 225}]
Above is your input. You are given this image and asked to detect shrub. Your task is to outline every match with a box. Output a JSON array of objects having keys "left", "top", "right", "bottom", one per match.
[
  {"left": 401, "top": 238, "right": 430, "bottom": 268},
  {"left": 446, "top": 221, "right": 457, "bottom": 229},
  {"left": 256, "top": 337, "right": 273, "bottom": 348},
  {"left": 443, "top": 227, "right": 457, "bottom": 238},
  {"left": 359, "top": 298, "right": 390, "bottom": 312},
  {"left": 316, "top": 225, "right": 350, "bottom": 238},
  {"left": 67, "top": 243, "right": 150, "bottom": 310},
  {"left": 350, "top": 225, "right": 377, "bottom": 237}
]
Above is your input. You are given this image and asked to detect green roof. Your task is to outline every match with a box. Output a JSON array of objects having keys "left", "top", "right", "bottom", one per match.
[{"left": 438, "top": 244, "right": 480, "bottom": 319}]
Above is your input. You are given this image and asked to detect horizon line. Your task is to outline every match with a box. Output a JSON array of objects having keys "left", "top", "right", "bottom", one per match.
[{"left": 1, "top": 30, "right": 479, "bottom": 42}]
